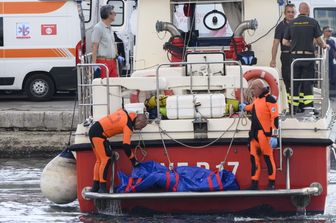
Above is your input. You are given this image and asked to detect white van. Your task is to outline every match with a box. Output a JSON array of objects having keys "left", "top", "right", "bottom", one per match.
[{"left": 0, "top": 0, "right": 82, "bottom": 101}]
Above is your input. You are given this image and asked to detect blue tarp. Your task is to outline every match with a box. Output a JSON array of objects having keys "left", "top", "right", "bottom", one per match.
[{"left": 115, "top": 161, "right": 240, "bottom": 193}]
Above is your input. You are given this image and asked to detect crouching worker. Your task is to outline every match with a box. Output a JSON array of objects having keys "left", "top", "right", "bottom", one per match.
[
  {"left": 88, "top": 108, "right": 148, "bottom": 193},
  {"left": 239, "top": 79, "right": 279, "bottom": 190}
]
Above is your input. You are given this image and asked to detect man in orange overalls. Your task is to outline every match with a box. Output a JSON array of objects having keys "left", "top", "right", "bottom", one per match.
[
  {"left": 88, "top": 109, "right": 148, "bottom": 193},
  {"left": 239, "top": 79, "right": 279, "bottom": 190}
]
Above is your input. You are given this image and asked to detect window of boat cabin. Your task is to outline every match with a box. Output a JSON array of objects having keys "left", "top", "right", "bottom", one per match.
[
  {"left": 172, "top": 2, "right": 242, "bottom": 45},
  {"left": 107, "top": 0, "right": 125, "bottom": 26},
  {"left": 314, "top": 8, "right": 336, "bottom": 38},
  {"left": 81, "top": 0, "right": 92, "bottom": 23}
]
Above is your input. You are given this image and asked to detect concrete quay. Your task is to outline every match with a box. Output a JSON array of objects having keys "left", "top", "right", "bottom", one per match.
[{"left": 0, "top": 98, "right": 79, "bottom": 157}]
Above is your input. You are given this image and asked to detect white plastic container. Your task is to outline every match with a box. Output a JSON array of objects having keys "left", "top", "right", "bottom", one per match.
[
  {"left": 124, "top": 103, "right": 145, "bottom": 114},
  {"left": 166, "top": 94, "right": 225, "bottom": 119}
]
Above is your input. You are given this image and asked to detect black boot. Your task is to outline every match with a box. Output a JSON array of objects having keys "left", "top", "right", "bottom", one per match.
[
  {"left": 247, "top": 180, "right": 259, "bottom": 190},
  {"left": 98, "top": 182, "right": 108, "bottom": 193},
  {"left": 267, "top": 180, "right": 275, "bottom": 190},
  {"left": 90, "top": 180, "right": 99, "bottom": 192}
]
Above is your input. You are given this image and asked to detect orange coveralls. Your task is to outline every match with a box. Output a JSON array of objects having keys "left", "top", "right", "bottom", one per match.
[
  {"left": 245, "top": 91, "right": 279, "bottom": 182},
  {"left": 88, "top": 109, "right": 136, "bottom": 183}
]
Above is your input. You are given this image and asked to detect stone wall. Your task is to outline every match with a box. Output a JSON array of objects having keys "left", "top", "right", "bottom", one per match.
[{"left": 0, "top": 110, "right": 79, "bottom": 158}]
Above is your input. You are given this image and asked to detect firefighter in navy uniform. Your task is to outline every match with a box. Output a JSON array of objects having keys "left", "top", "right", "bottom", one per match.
[
  {"left": 283, "top": 2, "right": 327, "bottom": 113},
  {"left": 239, "top": 79, "right": 279, "bottom": 190},
  {"left": 88, "top": 109, "right": 148, "bottom": 193},
  {"left": 270, "top": 4, "right": 296, "bottom": 100}
]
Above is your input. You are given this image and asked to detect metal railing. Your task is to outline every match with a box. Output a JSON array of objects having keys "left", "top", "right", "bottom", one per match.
[
  {"left": 77, "top": 53, "right": 111, "bottom": 123},
  {"left": 155, "top": 61, "right": 244, "bottom": 121},
  {"left": 289, "top": 49, "right": 329, "bottom": 118}
]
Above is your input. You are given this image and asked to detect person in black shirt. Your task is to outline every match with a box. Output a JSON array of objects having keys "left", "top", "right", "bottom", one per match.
[
  {"left": 270, "top": 4, "right": 296, "bottom": 102},
  {"left": 283, "top": 2, "right": 327, "bottom": 113}
]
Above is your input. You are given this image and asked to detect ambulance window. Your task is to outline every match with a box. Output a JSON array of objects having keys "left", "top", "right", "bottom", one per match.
[
  {"left": 314, "top": 8, "right": 336, "bottom": 37},
  {"left": 0, "top": 17, "right": 3, "bottom": 47},
  {"left": 108, "top": 0, "right": 124, "bottom": 26},
  {"left": 82, "top": 0, "right": 92, "bottom": 23}
]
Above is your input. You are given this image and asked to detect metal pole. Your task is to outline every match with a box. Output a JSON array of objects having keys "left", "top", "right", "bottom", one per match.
[
  {"left": 208, "top": 73, "right": 210, "bottom": 93},
  {"left": 84, "top": 186, "right": 320, "bottom": 200},
  {"left": 286, "top": 155, "right": 290, "bottom": 189},
  {"left": 110, "top": 160, "right": 115, "bottom": 194},
  {"left": 156, "top": 65, "right": 162, "bottom": 121},
  {"left": 290, "top": 59, "right": 295, "bottom": 118},
  {"left": 109, "top": 152, "right": 117, "bottom": 194},
  {"left": 322, "top": 48, "right": 329, "bottom": 118},
  {"left": 105, "top": 66, "right": 111, "bottom": 115},
  {"left": 77, "top": 65, "right": 83, "bottom": 122},
  {"left": 190, "top": 66, "right": 193, "bottom": 94},
  {"left": 279, "top": 118, "right": 282, "bottom": 171},
  {"left": 238, "top": 61, "right": 244, "bottom": 105},
  {"left": 207, "top": 60, "right": 211, "bottom": 93},
  {"left": 283, "top": 147, "right": 293, "bottom": 190}
]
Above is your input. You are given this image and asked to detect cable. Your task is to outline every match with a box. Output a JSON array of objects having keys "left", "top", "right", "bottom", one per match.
[
  {"left": 167, "top": 52, "right": 172, "bottom": 62},
  {"left": 133, "top": 64, "right": 160, "bottom": 71},
  {"left": 159, "top": 115, "right": 240, "bottom": 149},
  {"left": 219, "top": 112, "right": 243, "bottom": 169},
  {"left": 134, "top": 131, "right": 147, "bottom": 162},
  {"left": 159, "top": 125, "right": 173, "bottom": 169},
  {"left": 182, "top": 1, "right": 198, "bottom": 61},
  {"left": 157, "top": 31, "right": 168, "bottom": 40},
  {"left": 247, "top": 6, "right": 282, "bottom": 45}
]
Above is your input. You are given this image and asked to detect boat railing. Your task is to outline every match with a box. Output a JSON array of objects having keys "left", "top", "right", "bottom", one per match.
[
  {"left": 77, "top": 53, "right": 111, "bottom": 123},
  {"left": 155, "top": 60, "right": 244, "bottom": 121},
  {"left": 289, "top": 48, "right": 329, "bottom": 118}
]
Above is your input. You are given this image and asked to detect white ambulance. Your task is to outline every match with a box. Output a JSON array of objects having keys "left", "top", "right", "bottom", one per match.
[{"left": 0, "top": 0, "right": 82, "bottom": 101}]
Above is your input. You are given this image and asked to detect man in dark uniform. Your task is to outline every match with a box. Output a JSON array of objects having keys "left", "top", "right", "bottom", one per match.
[
  {"left": 270, "top": 4, "right": 296, "bottom": 101},
  {"left": 283, "top": 2, "right": 327, "bottom": 113}
]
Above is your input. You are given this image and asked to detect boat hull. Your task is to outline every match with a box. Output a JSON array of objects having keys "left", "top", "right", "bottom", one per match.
[{"left": 75, "top": 142, "right": 329, "bottom": 214}]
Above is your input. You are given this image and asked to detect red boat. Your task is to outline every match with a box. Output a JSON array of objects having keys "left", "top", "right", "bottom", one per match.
[
  {"left": 74, "top": 141, "right": 329, "bottom": 214},
  {"left": 40, "top": 0, "right": 335, "bottom": 216}
]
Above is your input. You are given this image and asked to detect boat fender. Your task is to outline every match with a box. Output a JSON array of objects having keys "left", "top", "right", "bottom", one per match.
[
  {"left": 235, "top": 69, "right": 279, "bottom": 100},
  {"left": 40, "top": 148, "right": 77, "bottom": 204}
]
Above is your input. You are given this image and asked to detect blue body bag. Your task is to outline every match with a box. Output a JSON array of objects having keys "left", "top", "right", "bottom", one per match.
[{"left": 115, "top": 161, "right": 240, "bottom": 193}]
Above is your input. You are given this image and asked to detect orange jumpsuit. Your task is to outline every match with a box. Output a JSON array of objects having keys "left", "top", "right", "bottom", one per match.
[
  {"left": 88, "top": 109, "right": 136, "bottom": 183},
  {"left": 245, "top": 90, "right": 279, "bottom": 182}
]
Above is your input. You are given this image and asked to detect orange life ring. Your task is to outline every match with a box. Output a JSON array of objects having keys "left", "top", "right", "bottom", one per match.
[{"left": 235, "top": 69, "right": 279, "bottom": 100}]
